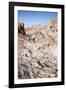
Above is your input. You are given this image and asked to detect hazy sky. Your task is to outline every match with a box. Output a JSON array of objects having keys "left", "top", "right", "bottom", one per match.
[{"left": 18, "top": 10, "right": 57, "bottom": 26}]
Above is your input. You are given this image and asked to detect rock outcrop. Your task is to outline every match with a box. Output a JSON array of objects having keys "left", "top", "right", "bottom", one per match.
[
  {"left": 18, "top": 23, "right": 26, "bottom": 35},
  {"left": 18, "top": 19, "right": 58, "bottom": 79}
]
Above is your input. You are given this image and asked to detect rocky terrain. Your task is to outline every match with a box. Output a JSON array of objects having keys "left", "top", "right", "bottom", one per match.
[{"left": 18, "top": 19, "right": 58, "bottom": 79}]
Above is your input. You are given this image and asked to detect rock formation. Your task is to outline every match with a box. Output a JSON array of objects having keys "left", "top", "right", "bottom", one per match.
[
  {"left": 18, "top": 19, "right": 58, "bottom": 79},
  {"left": 18, "top": 23, "right": 26, "bottom": 35}
]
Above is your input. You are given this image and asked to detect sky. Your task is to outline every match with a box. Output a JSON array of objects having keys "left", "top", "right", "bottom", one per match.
[{"left": 18, "top": 10, "right": 57, "bottom": 27}]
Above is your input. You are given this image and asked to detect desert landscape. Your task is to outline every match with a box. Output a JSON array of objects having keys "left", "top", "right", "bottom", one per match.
[{"left": 18, "top": 18, "right": 58, "bottom": 79}]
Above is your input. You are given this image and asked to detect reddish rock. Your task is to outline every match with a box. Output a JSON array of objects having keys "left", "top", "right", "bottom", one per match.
[{"left": 18, "top": 23, "right": 26, "bottom": 35}]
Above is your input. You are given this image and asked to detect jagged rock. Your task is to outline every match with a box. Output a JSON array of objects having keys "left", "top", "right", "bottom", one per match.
[
  {"left": 18, "top": 19, "right": 58, "bottom": 79},
  {"left": 18, "top": 23, "right": 26, "bottom": 35}
]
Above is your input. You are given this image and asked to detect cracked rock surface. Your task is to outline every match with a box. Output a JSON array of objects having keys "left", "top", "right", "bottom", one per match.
[{"left": 18, "top": 19, "right": 58, "bottom": 79}]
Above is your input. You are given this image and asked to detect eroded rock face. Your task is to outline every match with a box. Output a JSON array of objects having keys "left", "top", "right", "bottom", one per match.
[
  {"left": 18, "top": 23, "right": 26, "bottom": 35},
  {"left": 18, "top": 19, "right": 58, "bottom": 79}
]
